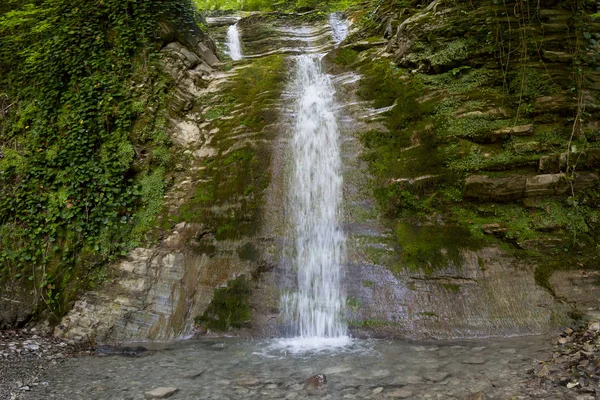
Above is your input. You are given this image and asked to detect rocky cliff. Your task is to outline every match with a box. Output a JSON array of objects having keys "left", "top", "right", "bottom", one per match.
[
  {"left": 330, "top": 0, "right": 600, "bottom": 337},
  {"left": 3, "top": 0, "right": 599, "bottom": 343}
]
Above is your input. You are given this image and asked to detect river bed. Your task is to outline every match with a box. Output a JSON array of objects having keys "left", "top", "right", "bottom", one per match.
[{"left": 21, "top": 334, "right": 574, "bottom": 400}]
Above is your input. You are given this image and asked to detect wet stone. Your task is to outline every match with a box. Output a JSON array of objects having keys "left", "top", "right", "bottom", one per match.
[
  {"left": 383, "top": 388, "right": 413, "bottom": 398},
  {"left": 304, "top": 374, "right": 327, "bottom": 395},
  {"left": 424, "top": 372, "right": 450, "bottom": 382},
  {"left": 144, "top": 387, "right": 179, "bottom": 398},
  {"left": 462, "top": 357, "right": 486, "bottom": 365}
]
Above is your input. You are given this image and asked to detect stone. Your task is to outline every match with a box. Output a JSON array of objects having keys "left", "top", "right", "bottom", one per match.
[
  {"left": 464, "top": 173, "right": 599, "bottom": 202},
  {"left": 424, "top": 372, "right": 450, "bottom": 382},
  {"left": 558, "top": 336, "right": 572, "bottom": 345},
  {"left": 391, "top": 375, "right": 424, "bottom": 385},
  {"left": 588, "top": 322, "right": 600, "bottom": 332},
  {"left": 535, "top": 364, "right": 551, "bottom": 378},
  {"left": 383, "top": 388, "right": 413, "bottom": 398},
  {"left": 144, "top": 387, "right": 179, "bottom": 399},
  {"left": 236, "top": 376, "right": 260, "bottom": 386},
  {"left": 373, "top": 387, "right": 384, "bottom": 394},
  {"left": 462, "top": 357, "right": 486, "bottom": 365},
  {"left": 479, "top": 124, "right": 534, "bottom": 143},
  {"left": 564, "top": 328, "right": 574, "bottom": 335},
  {"left": 465, "top": 392, "right": 486, "bottom": 400},
  {"left": 304, "top": 374, "right": 327, "bottom": 395},
  {"left": 463, "top": 175, "right": 526, "bottom": 202},
  {"left": 542, "top": 51, "right": 573, "bottom": 63}
]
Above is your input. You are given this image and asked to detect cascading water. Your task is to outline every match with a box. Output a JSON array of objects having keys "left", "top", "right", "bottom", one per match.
[
  {"left": 226, "top": 23, "right": 243, "bottom": 61},
  {"left": 278, "top": 54, "right": 351, "bottom": 352},
  {"left": 330, "top": 12, "right": 349, "bottom": 45}
]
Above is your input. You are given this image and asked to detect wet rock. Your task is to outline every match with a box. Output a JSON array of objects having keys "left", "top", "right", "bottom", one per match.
[
  {"left": 464, "top": 173, "right": 599, "bottom": 202},
  {"left": 383, "top": 388, "right": 413, "bottom": 398},
  {"left": 391, "top": 375, "right": 424, "bottom": 385},
  {"left": 236, "top": 376, "right": 260, "bottom": 386},
  {"left": 476, "top": 124, "right": 534, "bottom": 143},
  {"left": 304, "top": 374, "right": 327, "bottom": 395},
  {"left": 465, "top": 392, "right": 486, "bottom": 400},
  {"left": 463, "top": 175, "right": 526, "bottom": 202},
  {"left": 424, "top": 372, "right": 450, "bottom": 382},
  {"left": 557, "top": 336, "right": 572, "bottom": 345},
  {"left": 462, "top": 357, "right": 486, "bottom": 365},
  {"left": 145, "top": 387, "right": 179, "bottom": 399},
  {"left": 542, "top": 51, "right": 573, "bottom": 63}
]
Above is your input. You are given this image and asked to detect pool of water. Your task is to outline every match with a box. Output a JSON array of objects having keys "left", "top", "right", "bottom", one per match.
[{"left": 30, "top": 335, "right": 557, "bottom": 399}]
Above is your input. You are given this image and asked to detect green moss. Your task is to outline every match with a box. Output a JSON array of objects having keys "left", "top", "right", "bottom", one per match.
[
  {"left": 395, "top": 223, "right": 483, "bottom": 274},
  {"left": 171, "top": 54, "right": 286, "bottom": 243},
  {"left": 405, "top": 38, "right": 480, "bottom": 71},
  {"left": 346, "top": 296, "right": 362, "bottom": 312},
  {"left": 332, "top": 48, "right": 359, "bottom": 66},
  {"left": 204, "top": 95, "right": 235, "bottom": 120},
  {"left": 195, "top": 275, "right": 252, "bottom": 331},
  {"left": 442, "top": 283, "right": 461, "bottom": 293},
  {"left": 362, "top": 280, "right": 375, "bottom": 288},
  {"left": 236, "top": 242, "right": 259, "bottom": 261}
]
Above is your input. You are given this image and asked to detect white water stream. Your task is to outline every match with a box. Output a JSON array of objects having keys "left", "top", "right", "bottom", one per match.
[
  {"left": 278, "top": 53, "right": 350, "bottom": 352},
  {"left": 226, "top": 23, "right": 243, "bottom": 60},
  {"left": 330, "top": 12, "right": 349, "bottom": 45}
]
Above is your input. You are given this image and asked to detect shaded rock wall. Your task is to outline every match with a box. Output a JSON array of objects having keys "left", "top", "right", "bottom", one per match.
[
  {"left": 326, "top": 0, "right": 600, "bottom": 337},
  {"left": 56, "top": 1, "right": 600, "bottom": 343}
]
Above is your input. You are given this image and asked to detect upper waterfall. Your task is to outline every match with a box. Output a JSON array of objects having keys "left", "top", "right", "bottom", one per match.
[
  {"left": 226, "top": 23, "right": 243, "bottom": 60},
  {"left": 330, "top": 13, "right": 349, "bottom": 45}
]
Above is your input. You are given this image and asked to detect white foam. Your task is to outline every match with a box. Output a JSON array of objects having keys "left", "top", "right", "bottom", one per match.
[{"left": 271, "top": 336, "right": 354, "bottom": 354}]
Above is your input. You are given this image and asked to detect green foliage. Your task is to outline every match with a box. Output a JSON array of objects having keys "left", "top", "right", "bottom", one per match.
[
  {"left": 0, "top": 0, "right": 200, "bottom": 318},
  {"left": 194, "top": 0, "right": 353, "bottom": 12}
]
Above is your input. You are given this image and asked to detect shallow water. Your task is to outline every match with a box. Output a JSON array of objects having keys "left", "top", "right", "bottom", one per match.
[{"left": 33, "top": 335, "right": 554, "bottom": 399}]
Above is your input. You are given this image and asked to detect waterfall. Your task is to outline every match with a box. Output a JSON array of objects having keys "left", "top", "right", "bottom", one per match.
[
  {"left": 278, "top": 54, "right": 350, "bottom": 352},
  {"left": 226, "top": 23, "right": 243, "bottom": 61},
  {"left": 330, "top": 13, "right": 349, "bottom": 45}
]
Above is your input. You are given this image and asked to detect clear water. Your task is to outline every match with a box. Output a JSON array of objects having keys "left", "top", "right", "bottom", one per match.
[
  {"left": 30, "top": 336, "right": 558, "bottom": 400},
  {"left": 280, "top": 54, "right": 349, "bottom": 352},
  {"left": 226, "top": 24, "right": 243, "bottom": 60}
]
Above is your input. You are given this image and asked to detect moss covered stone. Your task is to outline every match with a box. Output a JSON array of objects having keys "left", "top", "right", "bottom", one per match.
[{"left": 195, "top": 275, "right": 252, "bottom": 331}]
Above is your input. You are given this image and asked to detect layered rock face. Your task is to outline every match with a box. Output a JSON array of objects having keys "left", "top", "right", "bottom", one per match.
[
  {"left": 54, "top": 24, "right": 260, "bottom": 343},
  {"left": 329, "top": 0, "right": 600, "bottom": 338},
  {"left": 54, "top": 1, "right": 600, "bottom": 343},
  {"left": 54, "top": 12, "right": 340, "bottom": 343}
]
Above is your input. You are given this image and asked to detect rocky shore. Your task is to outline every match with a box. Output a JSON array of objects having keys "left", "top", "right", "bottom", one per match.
[
  {"left": 0, "top": 321, "right": 598, "bottom": 399},
  {"left": 0, "top": 329, "right": 84, "bottom": 400},
  {"left": 527, "top": 320, "right": 600, "bottom": 399}
]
